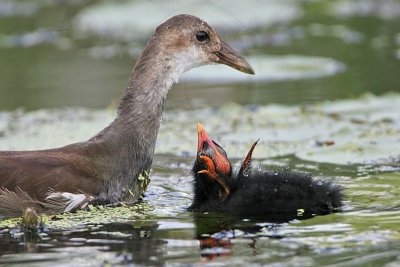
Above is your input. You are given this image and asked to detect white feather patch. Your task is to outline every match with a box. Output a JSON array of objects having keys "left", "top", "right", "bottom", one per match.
[{"left": 46, "top": 192, "right": 94, "bottom": 212}]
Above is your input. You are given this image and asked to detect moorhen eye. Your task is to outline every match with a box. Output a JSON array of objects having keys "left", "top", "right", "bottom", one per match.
[{"left": 195, "top": 31, "right": 209, "bottom": 42}]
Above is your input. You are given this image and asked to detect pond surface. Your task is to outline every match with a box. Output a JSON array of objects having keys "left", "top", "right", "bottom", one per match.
[{"left": 0, "top": 0, "right": 400, "bottom": 266}]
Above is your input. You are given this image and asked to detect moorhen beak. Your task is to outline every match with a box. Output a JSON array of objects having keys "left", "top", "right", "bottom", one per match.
[
  {"left": 0, "top": 14, "right": 254, "bottom": 216},
  {"left": 190, "top": 124, "right": 344, "bottom": 220},
  {"left": 212, "top": 40, "right": 255, "bottom": 75}
]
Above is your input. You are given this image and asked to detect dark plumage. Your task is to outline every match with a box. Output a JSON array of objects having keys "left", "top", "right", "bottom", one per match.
[
  {"left": 189, "top": 123, "right": 343, "bottom": 219},
  {"left": 0, "top": 14, "right": 254, "bottom": 216}
]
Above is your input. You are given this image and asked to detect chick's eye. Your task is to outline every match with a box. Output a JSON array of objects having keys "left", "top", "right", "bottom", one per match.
[{"left": 195, "top": 31, "right": 209, "bottom": 42}]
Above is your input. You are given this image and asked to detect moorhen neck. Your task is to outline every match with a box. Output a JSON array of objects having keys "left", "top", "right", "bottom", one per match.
[
  {"left": 190, "top": 123, "right": 343, "bottom": 220},
  {"left": 0, "top": 14, "right": 254, "bottom": 216}
]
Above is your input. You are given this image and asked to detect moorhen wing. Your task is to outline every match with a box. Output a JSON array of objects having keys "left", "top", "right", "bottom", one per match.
[
  {"left": 190, "top": 123, "right": 343, "bottom": 220},
  {"left": 0, "top": 14, "right": 255, "bottom": 216}
]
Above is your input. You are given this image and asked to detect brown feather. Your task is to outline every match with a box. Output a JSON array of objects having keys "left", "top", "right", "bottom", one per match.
[{"left": 0, "top": 14, "right": 254, "bottom": 217}]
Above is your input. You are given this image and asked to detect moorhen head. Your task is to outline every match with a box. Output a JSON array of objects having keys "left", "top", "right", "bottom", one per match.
[
  {"left": 0, "top": 14, "right": 254, "bottom": 216},
  {"left": 190, "top": 123, "right": 344, "bottom": 220}
]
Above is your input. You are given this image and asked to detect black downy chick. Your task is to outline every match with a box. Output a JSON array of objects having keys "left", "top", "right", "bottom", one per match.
[{"left": 189, "top": 123, "right": 343, "bottom": 219}]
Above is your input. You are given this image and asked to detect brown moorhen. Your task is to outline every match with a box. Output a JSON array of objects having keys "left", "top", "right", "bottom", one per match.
[
  {"left": 0, "top": 14, "right": 255, "bottom": 216},
  {"left": 190, "top": 123, "right": 343, "bottom": 220}
]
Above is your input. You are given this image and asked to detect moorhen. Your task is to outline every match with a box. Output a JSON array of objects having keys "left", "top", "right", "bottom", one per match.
[
  {"left": 0, "top": 14, "right": 254, "bottom": 216},
  {"left": 190, "top": 123, "right": 343, "bottom": 219}
]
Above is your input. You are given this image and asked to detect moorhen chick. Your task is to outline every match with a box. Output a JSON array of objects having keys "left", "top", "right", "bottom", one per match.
[
  {"left": 190, "top": 123, "right": 343, "bottom": 219},
  {"left": 0, "top": 14, "right": 254, "bottom": 216}
]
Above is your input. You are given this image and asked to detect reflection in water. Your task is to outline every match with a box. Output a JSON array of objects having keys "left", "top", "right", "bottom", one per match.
[
  {"left": 0, "top": 210, "right": 319, "bottom": 264},
  {"left": 193, "top": 212, "right": 316, "bottom": 238},
  {"left": 0, "top": 156, "right": 399, "bottom": 266},
  {"left": 0, "top": 221, "right": 163, "bottom": 266},
  {"left": 192, "top": 212, "right": 307, "bottom": 262},
  {"left": 101, "top": 223, "right": 164, "bottom": 266}
]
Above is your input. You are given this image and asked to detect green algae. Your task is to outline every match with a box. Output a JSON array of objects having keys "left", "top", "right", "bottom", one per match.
[
  {"left": 0, "top": 202, "right": 155, "bottom": 230},
  {"left": 138, "top": 171, "right": 151, "bottom": 193},
  {"left": 0, "top": 217, "right": 21, "bottom": 229}
]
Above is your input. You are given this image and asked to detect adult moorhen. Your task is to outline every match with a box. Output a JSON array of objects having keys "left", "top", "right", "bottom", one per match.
[
  {"left": 190, "top": 123, "right": 343, "bottom": 220},
  {"left": 0, "top": 14, "right": 255, "bottom": 216}
]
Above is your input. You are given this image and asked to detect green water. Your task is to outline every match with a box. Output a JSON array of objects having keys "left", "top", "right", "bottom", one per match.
[{"left": 1, "top": 0, "right": 400, "bottom": 266}]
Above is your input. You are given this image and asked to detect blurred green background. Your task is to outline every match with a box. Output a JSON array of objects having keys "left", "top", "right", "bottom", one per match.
[{"left": 0, "top": 0, "right": 399, "bottom": 111}]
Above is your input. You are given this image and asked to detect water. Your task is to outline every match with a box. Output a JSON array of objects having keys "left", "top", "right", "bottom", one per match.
[
  {"left": 1, "top": 155, "right": 399, "bottom": 266},
  {"left": 1, "top": 0, "right": 400, "bottom": 266}
]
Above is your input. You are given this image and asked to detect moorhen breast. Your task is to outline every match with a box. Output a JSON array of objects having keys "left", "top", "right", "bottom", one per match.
[
  {"left": 0, "top": 14, "right": 254, "bottom": 216},
  {"left": 190, "top": 123, "right": 343, "bottom": 220}
]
